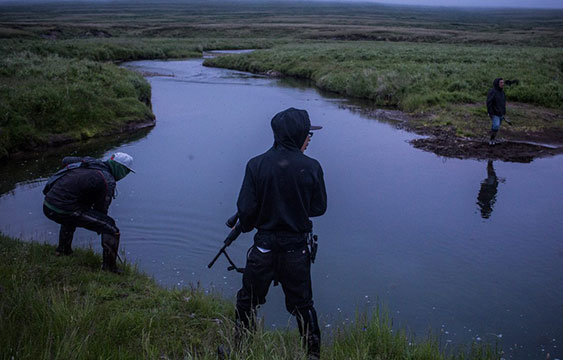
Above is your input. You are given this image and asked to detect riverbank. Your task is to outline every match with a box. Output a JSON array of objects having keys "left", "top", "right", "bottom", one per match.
[
  {"left": 204, "top": 42, "right": 563, "bottom": 162},
  {"left": 0, "top": 234, "right": 500, "bottom": 359},
  {"left": 346, "top": 104, "right": 563, "bottom": 163},
  {"left": 0, "top": 52, "right": 156, "bottom": 161},
  {"left": 2, "top": 1, "right": 562, "bottom": 162},
  {"left": 0, "top": 38, "right": 275, "bottom": 160}
]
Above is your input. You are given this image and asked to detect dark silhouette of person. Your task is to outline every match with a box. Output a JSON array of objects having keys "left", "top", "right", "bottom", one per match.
[
  {"left": 234, "top": 108, "right": 326, "bottom": 359},
  {"left": 477, "top": 160, "right": 499, "bottom": 219}
]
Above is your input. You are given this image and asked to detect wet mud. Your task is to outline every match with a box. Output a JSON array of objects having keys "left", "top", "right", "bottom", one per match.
[
  {"left": 346, "top": 105, "right": 563, "bottom": 163},
  {"left": 410, "top": 136, "right": 563, "bottom": 163}
]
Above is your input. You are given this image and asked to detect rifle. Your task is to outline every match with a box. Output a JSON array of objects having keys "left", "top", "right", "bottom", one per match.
[{"left": 207, "top": 213, "right": 245, "bottom": 273}]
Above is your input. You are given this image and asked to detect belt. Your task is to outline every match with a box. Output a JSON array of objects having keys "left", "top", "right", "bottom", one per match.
[
  {"left": 256, "top": 229, "right": 308, "bottom": 239},
  {"left": 255, "top": 230, "right": 308, "bottom": 252}
]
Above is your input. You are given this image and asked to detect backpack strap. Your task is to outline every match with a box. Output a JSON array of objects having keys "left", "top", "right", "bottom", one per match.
[{"left": 42, "top": 161, "right": 84, "bottom": 195}]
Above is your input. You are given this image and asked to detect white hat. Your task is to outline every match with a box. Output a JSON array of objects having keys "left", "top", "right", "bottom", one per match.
[{"left": 110, "top": 152, "right": 135, "bottom": 173}]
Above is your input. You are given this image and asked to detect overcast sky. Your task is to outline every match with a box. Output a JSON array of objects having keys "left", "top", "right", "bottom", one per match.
[
  {"left": 371, "top": 0, "right": 563, "bottom": 8},
  {"left": 0, "top": 0, "right": 562, "bottom": 8}
]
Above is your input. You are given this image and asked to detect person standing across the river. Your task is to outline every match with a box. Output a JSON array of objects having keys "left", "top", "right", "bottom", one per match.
[
  {"left": 42, "top": 152, "right": 135, "bottom": 274},
  {"left": 234, "top": 108, "right": 327, "bottom": 359},
  {"left": 486, "top": 77, "right": 507, "bottom": 146}
]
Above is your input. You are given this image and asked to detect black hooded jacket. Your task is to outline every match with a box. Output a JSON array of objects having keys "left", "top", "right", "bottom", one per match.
[
  {"left": 486, "top": 78, "right": 506, "bottom": 117},
  {"left": 44, "top": 156, "right": 116, "bottom": 214},
  {"left": 237, "top": 108, "right": 327, "bottom": 234}
]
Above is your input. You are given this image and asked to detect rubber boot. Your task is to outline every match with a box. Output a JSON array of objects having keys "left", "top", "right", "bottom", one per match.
[
  {"left": 55, "top": 224, "right": 75, "bottom": 256},
  {"left": 101, "top": 233, "right": 122, "bottom": 274},
  {"left": 217, "top": 307, "right": 256, "bottom": 359},
  {"left": 235, "top": 306, "right": 257, "bottom": 341},
  {"left": 297, "top": 308, "right": 321, "bottom": 360}
]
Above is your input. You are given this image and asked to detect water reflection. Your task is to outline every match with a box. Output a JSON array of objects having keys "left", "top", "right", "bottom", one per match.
[
  {"left": 2, "top": 59, "right": 563, "bottom": 360},
  {"left": 0, "top": 128, "right": 153, "bottom": 196},
  {"left": 476, "top": 160, "right": 502, "bottom": 219}
]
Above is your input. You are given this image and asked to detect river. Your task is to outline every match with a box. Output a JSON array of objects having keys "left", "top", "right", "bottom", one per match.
[{"left": 1, "top": 57, "right": 562, "bottom": 360}]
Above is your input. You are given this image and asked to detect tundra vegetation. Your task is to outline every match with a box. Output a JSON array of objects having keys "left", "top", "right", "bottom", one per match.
[
  {"left": 0, "top": 1, "right": 561, "bottom": 357},
  {"left": 0, "top": 1, "right": 562, "bottom": 159},
  {"left": 0, "top": 234, "right": 499, "bottom": 359}
]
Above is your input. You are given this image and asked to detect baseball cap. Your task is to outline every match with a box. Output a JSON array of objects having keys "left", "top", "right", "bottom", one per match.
[{"left": 110, "top": 152, "right": 135, "bottom": 173}]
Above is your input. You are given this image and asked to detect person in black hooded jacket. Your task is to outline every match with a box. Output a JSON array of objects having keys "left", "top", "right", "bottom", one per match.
[
  {"left": 235, "top": 107, "right": 327, "bottom": 359},
  {"left": 43, "top": 152, "right": 134, "bottom": 273},
  {"left": 486, "top": 77, "right": 506, "bottom": 145}
]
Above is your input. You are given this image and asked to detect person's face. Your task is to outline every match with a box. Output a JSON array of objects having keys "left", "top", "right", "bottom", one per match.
[
  {"left": 301, "top": 132, "right": 313, "bottom": 152},
  {"left": 499, "top": 79, "right": 504, "bottom": 89}
]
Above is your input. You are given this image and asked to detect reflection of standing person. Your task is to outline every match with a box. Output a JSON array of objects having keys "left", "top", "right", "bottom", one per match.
[
  {"left": 477, "top": 160, "right": 499, "bottom": 219},
  {"left": 235, "top": 108, "right": 327, "bottom": 359},
  {"left": 486, "top": 78, "right": 506, "bottom": 145}
]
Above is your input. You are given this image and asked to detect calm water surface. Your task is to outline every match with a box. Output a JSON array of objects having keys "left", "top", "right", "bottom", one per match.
[{"left": 1, "top": 58, "right": 562, "bottom": 360}]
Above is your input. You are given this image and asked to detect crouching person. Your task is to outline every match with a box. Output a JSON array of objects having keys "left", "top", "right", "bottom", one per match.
[{"left": 42, "top": 152, "right": 135, "bottom": 273}]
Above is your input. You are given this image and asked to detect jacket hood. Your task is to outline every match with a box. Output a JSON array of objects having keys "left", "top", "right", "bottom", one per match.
[
  {"left": 271, "top": 108, "right": 311, "bottom": 150},
  {"left": 493, "top": 78, "right": 504, "bottom": 91}
]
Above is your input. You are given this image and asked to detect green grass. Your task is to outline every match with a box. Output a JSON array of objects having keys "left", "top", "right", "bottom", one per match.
[
  {"left": 0, "top": 52, "right": 155, "bottom": 159},
  {"left": 205, "top": 42, "right": 563, "bottom": 141},
  {"left": 0, "top": 38, "right": 276, "bottom": 62},
  {"left": 1, "top": 1, "right": 562, "bottom": 47},
  {"left": 1, "top": 0, "right": 562, "bottom": 156},
  {"left": 1, "top": 234, "right": 500, "bottom": 359},
  {"left": 0, "top": 234, "right": 233, "bottom": 359},
  {"left": 205, "top": 42, "right": 563, "bottom": 111}
]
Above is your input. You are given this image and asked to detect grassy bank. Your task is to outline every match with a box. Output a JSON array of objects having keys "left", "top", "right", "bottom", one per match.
[
  {"left": 0, "top": 234, "right": 500, "bottom": 359},
  {"left": 0, "top": 38, "right": 276, "bottom": 62},
  {"left": 1, "top": 0, "right": 562, "bottom": 157},
  {"left": 0, "top": 36, "right": 274, "bottom": 160},
  {"left": 205, "top": 42, "right": 563, "bottom": 110},
  {"left": 205, "top": 42, "right": 563, "bottom": 141},
  {"left": 0, "top": 52, "right": 155, "bottom": 159},
  {"left": 1, "top": 2, "right": 562, "bottom": 47}
]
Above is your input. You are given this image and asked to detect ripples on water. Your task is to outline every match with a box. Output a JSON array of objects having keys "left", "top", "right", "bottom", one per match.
[{"left": 1, "top": 58, "right": 562, "bottom": 360}]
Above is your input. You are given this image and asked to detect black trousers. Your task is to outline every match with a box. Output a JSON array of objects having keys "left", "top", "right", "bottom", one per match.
[
  {"left": 236, "top": 232, "right": 314, "bottom": 316},
  {"left": 236, "top": 232, "right": 321, "bottom": 358},
  {"left": 43, "top": 204, "right": 119, "bottom": 257}
]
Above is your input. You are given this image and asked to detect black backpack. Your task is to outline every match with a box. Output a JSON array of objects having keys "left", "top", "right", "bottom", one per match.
[{"left": 42, "top": 161, "right": 88, "bottom": 195}]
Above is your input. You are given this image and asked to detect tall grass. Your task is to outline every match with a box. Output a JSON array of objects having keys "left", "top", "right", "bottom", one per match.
[
  {"left": 1, "top": 1, "right": 562, "bottom": 153},
  {"left": 0, "top": 52, "right": 154, "bottom": 159},
  {"left": 1, "top": 235, "right": 500, "bottom": 359},
  {"left": 205, "top": 42, "right": 563, "bottom": 111},
  {"left": 0, "top": 38, "right": 276, "bottom": 62},
  {"left": 1, "top": 1, "right": 562, "bottom": 47},
  {"left": 0, "top": 234, "right": 233, "bottom": 359}
]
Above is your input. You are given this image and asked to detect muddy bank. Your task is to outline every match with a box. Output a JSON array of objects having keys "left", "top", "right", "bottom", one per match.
[
  {"left": 347, "top": 105, "right": 563, "bottom": 163},
  {"left": 410, "top": 136, "right": 563, "bottom": 163},
  {"left": 408, "top": 124, "right": 563, "bottom": 163},
  {"left": 2, "top": 117, "right": 155, "bottom": 163}
]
